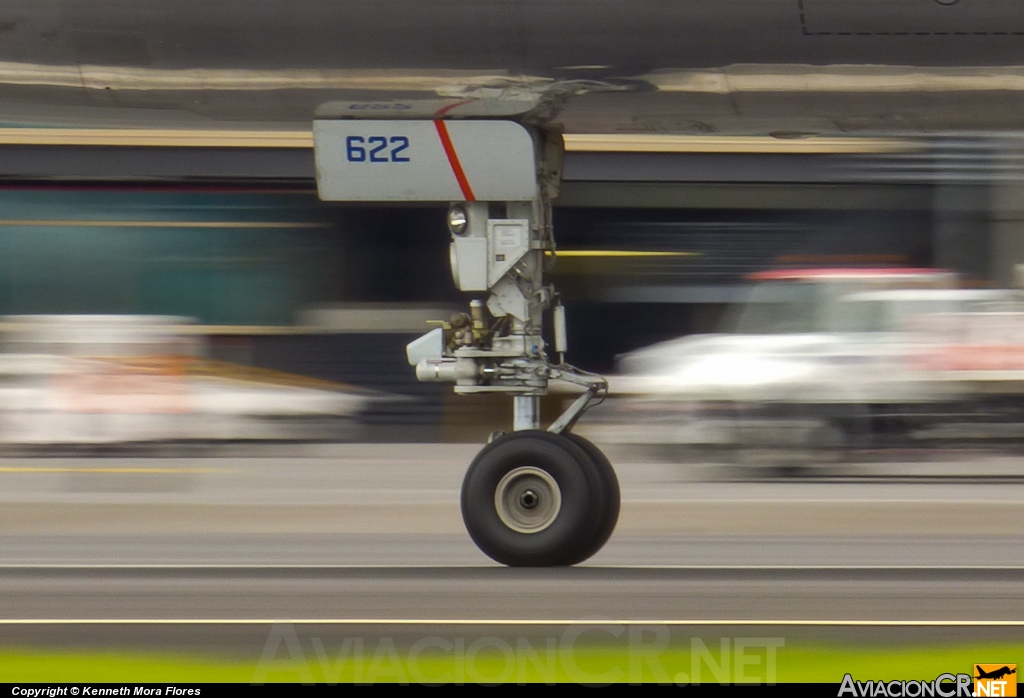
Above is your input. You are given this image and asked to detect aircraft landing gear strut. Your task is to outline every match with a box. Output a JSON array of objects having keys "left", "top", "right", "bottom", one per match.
[
  {"left": 404, "top": 133, "right": 618, "bottom": 566},
  {"left": 312, "top": 117, "right": 619, "bottom": 566}
]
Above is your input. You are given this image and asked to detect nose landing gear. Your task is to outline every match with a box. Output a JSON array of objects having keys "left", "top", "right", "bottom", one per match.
[{"left": 313, "top": 117, "right": 620, "bottom": 566}]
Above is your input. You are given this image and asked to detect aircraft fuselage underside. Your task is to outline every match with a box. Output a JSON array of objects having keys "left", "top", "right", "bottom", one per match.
[{"left": 3, "top": 1, "right": 1024, "bottom": 134}]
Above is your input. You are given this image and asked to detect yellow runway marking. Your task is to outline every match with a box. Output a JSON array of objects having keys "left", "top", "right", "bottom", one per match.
[
  {"left": 0, "top": 564, "right": 1018, "bottom": 571},
  {"left": 0, "top": 619, "right": 1018, "bottom": 626},
  {"left": 0, "top": 467, "right": 224, "bottom": 474}
]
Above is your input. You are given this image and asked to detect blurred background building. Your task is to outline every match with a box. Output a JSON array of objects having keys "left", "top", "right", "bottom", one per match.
[{"left": 3, "top": 130, "right": 1024, "bottom": 442}]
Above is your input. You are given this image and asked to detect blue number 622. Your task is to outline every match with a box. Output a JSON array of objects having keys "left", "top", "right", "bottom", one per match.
[{"left": 346, "top": 136, "right": 410, "bottom": 163}]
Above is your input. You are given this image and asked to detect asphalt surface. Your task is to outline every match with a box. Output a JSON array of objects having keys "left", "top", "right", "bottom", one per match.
[
  {"left": 0, "top": 442, "right": 1015, "bottom": 618},
  {"left": 0, "top": 443, "right": 1020, "bottom": 565},
  {"left": 0, "top": 566, "right": 1022, "bottom": 622},
  {"left": 0, "top": 443, "right": 1019, "bottom": 657}
]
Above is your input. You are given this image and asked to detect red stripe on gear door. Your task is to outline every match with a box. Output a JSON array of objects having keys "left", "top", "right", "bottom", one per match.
[{"left": 434, "top": 120, "right": 476, "bottom": 201}]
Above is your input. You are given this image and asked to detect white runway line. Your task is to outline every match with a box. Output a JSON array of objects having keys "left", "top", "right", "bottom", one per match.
[
  {"left": 0, "top": 619, "right": 1020, "bottom": 626},
  {"left": 0, "top": 564, "right": 1020, "bottom": 571}
]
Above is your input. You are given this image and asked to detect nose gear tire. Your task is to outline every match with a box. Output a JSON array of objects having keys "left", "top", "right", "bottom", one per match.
[
  {"left": 461, "top": 430, "right": 618, "bottom": 567},
  {"left": 562, "top": 432, "right": 620, "bottom": 562}
]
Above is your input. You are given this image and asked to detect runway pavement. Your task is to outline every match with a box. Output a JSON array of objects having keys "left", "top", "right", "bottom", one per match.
[
  {"left": 0, "top": 443, "right": 1019, "bottom": 656},
  {"left": 0, "top": 443, "right": 1020, "bottom": 567},
  {"left": 0, "top": 565, "right": 1022, "bottom": 622}
]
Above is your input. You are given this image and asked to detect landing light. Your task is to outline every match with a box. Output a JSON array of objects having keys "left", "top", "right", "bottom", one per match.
[{"left": 448, "top": 204, "right": 468, "bottom": 236}]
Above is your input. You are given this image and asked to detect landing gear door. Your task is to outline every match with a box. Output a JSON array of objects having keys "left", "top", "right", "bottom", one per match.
[{"left": 313, "top": 120, "right": 538, "bottom": 202}]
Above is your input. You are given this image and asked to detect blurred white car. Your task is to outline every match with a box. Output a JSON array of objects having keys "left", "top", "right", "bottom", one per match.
[
  {"left": 602, "top": 269, "right": 1024, "bottom": 449},
  {"left": 0, "top": 315, "right": 374, "bottom": 446}
]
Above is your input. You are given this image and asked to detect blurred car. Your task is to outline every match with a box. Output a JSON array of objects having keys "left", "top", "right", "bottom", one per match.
[
  {"left": 0, "top": 315, "right": 376, "bottom": 447},
  {"left": 600, "top": 269, "right": 1024, "bottom": 453}
]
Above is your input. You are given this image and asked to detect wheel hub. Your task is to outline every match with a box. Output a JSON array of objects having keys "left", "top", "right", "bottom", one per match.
[{"left": 495, "top": 466, "right": 561, "bottom": 533}]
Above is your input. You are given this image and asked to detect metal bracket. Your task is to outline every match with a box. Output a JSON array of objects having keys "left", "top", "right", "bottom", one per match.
[{"left": 546, "top": 365, "right": 608, "bottom": 434}]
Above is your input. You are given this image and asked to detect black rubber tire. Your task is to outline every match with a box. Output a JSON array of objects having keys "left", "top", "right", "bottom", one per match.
[
  {"left": 563, "top": 432, "right": 620, "bottom": 561},
  {"left": 461, "top": 430, "right": 606, "bottom": 567}
]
